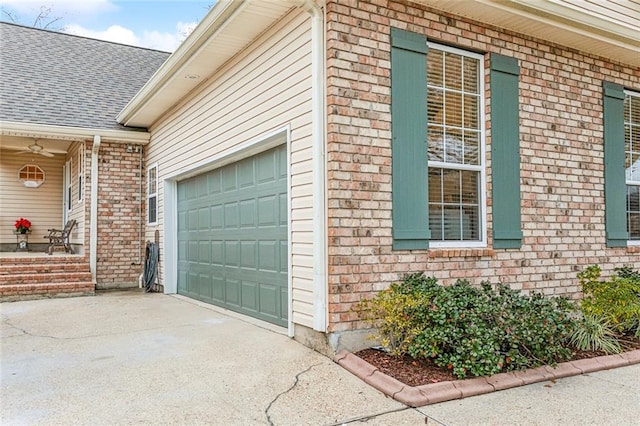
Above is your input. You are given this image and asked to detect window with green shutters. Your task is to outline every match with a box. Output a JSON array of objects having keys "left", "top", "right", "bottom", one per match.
[
  {"left": 625, "top": 90, "right": 640, "bottom": 242},
  {"left": 390, "top": 27, "right": 487, "bottom": 250}
]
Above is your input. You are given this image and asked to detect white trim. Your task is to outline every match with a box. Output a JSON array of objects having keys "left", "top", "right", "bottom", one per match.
[
  {"left": 285, "top": 126, "right": 294, "bottom": 338},
  {"left": 163, "top": 180, "right": 178, "bottom": 294},
  {"left": 0, "top": 120, "right": 150, "bottom": 143},
  {"left": 426, "top": 42, "right": 487, "bottom": 248},
  {"left": 90, "top": 135, "right": 101, "bottom": 284}
]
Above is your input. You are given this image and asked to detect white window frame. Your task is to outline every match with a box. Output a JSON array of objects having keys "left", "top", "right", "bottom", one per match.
[
  {"left": 427, "top": 43, "right": 487, "bottom": 248},
  {"left": 625, "top": 89, "right": 640, "bottom": 245},
  {"left": 147, "top": 163, "right": 158, "bottom": 225}
]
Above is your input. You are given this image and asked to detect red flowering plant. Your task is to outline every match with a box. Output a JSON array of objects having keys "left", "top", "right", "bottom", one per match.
[{"left": 14, "top": 218, "right": 31, "bottom": 234}]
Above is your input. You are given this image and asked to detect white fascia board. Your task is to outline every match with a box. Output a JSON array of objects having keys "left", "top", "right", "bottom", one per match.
[
  {"left": 116, "top": 0, "right": 245, "bottom": 127},
  {"left": 0, "top": 121, "right": 150, "bottom": 144}
]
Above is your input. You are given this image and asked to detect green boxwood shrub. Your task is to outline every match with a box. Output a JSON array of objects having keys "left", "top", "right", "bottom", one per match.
[{"left": 356, "top": 273, "right": 575, "bottom": 379}]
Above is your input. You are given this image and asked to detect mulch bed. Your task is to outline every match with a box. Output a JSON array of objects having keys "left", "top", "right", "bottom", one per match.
[{"left": 356, "top": 335, "right": 640, "bottom": 387}]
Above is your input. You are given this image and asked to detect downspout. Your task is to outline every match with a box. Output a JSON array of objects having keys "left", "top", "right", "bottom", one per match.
[
  {"left": 138, "top": 145, "right": 143, "bottom": 265},
  {"left": 302, "top": 0, "right": 327, "bottom": 332},
  {"left": 90, "top": 135, "right": 101, "bottom": 284}
]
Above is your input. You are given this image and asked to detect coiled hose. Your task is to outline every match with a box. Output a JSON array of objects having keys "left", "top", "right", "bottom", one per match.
[{"left": 143, "top": 242, "right": 159, "bottom": 293}]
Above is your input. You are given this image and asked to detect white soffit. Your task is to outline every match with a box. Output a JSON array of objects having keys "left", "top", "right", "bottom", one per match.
[
  {"left": 419, "top": 0, "right": 640, "bottom": 66},
  {"left": 117, "top": 0, "right": 296, "bottom": 129}
]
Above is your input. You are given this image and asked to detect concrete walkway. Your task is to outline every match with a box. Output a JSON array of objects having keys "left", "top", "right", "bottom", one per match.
[{"left": 1, "top": 291, "right": 638, "bottom": 425}]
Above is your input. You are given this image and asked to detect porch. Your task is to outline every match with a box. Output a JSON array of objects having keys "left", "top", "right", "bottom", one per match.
[{"left": 0, "top": 252, "right": 94, "bottom": 301}]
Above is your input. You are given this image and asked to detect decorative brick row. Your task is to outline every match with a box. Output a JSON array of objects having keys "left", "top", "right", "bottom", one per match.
[{"left": 335, "top": 349, "right": 640, "bottom": 407}]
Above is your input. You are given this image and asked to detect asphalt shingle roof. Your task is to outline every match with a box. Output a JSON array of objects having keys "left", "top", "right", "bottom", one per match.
[{"left": 0, "top": 22, "right": 170, "bottom": 131}]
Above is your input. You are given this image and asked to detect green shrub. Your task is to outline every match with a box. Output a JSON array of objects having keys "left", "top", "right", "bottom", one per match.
[
  {"left": 356, "top": 274, "right": 575, "bottom": 379},
  {"left": 577, "top": 265, "right": 640, "bottom": 336}
]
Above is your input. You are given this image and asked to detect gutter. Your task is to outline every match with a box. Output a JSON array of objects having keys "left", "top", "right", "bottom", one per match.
[
  {"left": 0, "top": 121, "right": 150, "bottom": 144},
  {"left": 90, "top": 135, "right": 101, "bottom": 284},
  {"left": 302, "top": 0, "right": 328, "bottom": 333}
]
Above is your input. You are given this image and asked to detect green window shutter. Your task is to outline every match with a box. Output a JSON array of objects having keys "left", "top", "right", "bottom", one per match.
[
  {"left": 603, "top": 81, "right": 628, "bottom": 247},
  {"left": 490, "top": 54, "right": 522, "bottom": 249},
  {"left": 391, "top": 28, "right": 429, "bottom": 250}
]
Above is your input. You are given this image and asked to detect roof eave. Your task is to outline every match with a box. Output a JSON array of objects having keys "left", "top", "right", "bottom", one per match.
[
  {"left": 116, "top": 0, "right": 247, "bottom": 128},
  {"left": 0, "top": 121, "right": 151, "bottom": 143}
]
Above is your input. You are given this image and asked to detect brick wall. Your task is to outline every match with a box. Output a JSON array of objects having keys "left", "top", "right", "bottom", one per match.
[
  {"left": 325, "top": 0, "right": 640, "bottom": 332},
  {"left": 87, "top": 141, "right": 145, "bottom": 287}
]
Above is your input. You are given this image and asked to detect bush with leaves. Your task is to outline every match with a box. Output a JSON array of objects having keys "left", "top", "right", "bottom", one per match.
[
  {"left": 356, "top": 274, "right": 575, "bottom": 379},
  {"left": 577, "top": 265, "right": 640, "bottom": 338}
]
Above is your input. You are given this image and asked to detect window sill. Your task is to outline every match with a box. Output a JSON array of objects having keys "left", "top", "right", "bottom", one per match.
[{"left": 428, "top": 248, "right": 495, "bottom": 258}]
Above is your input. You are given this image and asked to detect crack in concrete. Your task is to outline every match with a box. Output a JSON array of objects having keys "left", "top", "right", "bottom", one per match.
[
  {"left": 264, "top": 362, "right": 322, "bottom": 426},
  {"left": 326, "top": 407, "right": 411, "bottom": 425}
]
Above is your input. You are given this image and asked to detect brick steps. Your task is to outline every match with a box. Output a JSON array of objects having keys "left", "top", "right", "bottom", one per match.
[{"left": 0, "top": 257, "right": 94, "bottom": 301}]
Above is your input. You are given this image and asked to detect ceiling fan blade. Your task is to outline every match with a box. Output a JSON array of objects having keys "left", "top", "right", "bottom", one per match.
[
  {"left": 15, "top": 150, "right": 32, "bottom": 155},
  {"left": 39, "top": 150, "right": 55, "bottom": 157}
]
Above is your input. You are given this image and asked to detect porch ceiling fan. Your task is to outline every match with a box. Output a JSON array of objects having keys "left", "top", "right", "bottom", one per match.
[{"left": 16, "top": 141, "right": 55, "bottom": 158}]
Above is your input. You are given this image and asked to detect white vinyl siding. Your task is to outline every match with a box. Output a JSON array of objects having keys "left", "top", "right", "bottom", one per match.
[
  {"left": 147, "top": 9, "right": 315, "bottom": 327},
  {"left": 0, "top": 149, "right": 64, "bottom": 244}
]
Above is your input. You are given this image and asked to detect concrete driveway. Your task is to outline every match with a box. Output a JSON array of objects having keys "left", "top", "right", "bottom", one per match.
[{"left": 2, "top": 291, "right": 639, "bottom": 425}]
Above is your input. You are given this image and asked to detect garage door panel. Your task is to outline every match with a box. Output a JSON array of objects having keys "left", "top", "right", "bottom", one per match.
[
  {"left": 178, "top": 145, "right": 288, "bottom": 327},
  {"left": 240, "top": 241, "right": 256, "bottom": 269},
  {"left": 259, "top": 284, "right": 278, "bottom": 318},
  {"left": 225, "top": 241, "right": 239, "bottom": 266},
  {"left": 241, "top": 280, "right": 258, "bottom": 311},
  {"left": 212, "top": 275, "right": 225, "bottom": 302},
  {"left": 239, "top": 199, "right": 256, "bottom": 227},
  {"left": 226, "top": 277, "right": 241, "bottom": 307},
  {"left": 223, "top": 167, "right": 237, "bottom": 191}
]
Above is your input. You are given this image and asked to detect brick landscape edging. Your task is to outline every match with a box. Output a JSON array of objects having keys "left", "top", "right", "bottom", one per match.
[{"left": 334, "top": 349, "right": 640, "bottom": 407}]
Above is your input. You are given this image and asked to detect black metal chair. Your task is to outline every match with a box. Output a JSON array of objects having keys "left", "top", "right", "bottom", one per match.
[{"left": 45, "top": 219, "right": 77, "bottom": 255}]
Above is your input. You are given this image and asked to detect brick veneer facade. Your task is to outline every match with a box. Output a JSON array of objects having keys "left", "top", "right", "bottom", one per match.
[
  {"left": 325, "top": 0, "right": 640, "bottom": 333},
  {"left": 86, "top": 141, "right": 145, "bottom": 287}
]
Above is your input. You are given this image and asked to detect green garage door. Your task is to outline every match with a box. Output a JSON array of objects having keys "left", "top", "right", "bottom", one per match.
[{"left": 177, "top": 145, "right": 288, "bottom": 327}]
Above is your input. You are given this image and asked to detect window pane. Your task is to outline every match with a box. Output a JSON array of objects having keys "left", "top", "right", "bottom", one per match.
[
  {"left": 464, "top": 131, "right": 480, "bottom": 165},
  {"left": 463, "top": 58, "right": 478, "bottom": 93},
  {"left": 461, "top": 170, "right": 478, "bottom": 204},
  {"left": 428, "top": 127, "right": 444, "bottom": 161},
  {"left": 462, "top": 206, "right": 479, "bottom": 240},
  {"left": 444, "top": 52, "right": 462, "bottom": 90},
  {"left": 428, "top": 168, "right": 442, "bottom": 203},
  {"left": 428, "top": 88, "right": 444, "bottom": 124},
  {"left": 442, "top": 207, "right": 462, "bottom": 240},
  {"left": 442, "top": 168, "right": 461, "bottom": 203},
  {"left": 463, "top": 94, "right": 478, "bottom": 128},
  {"left": 627, "top": 95, "right": 640, "bottom": 124},
  {"left": 628, "top": 184, "right": 639, "bottom": 240},
  {"left": 149, "top": 196, "right": 157, "bottom": 223},
  {"left": 427, "top": 49, "right": 443, "bottom": 87},
  {"left": 444, "top": 129, "right": 463, "bottom": 164},
  {"left": 444, "top": 91, "right": 463, "bottom": 128},
  {"left": 429, "top": 205, "right": 443, "bottom": 240}
]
